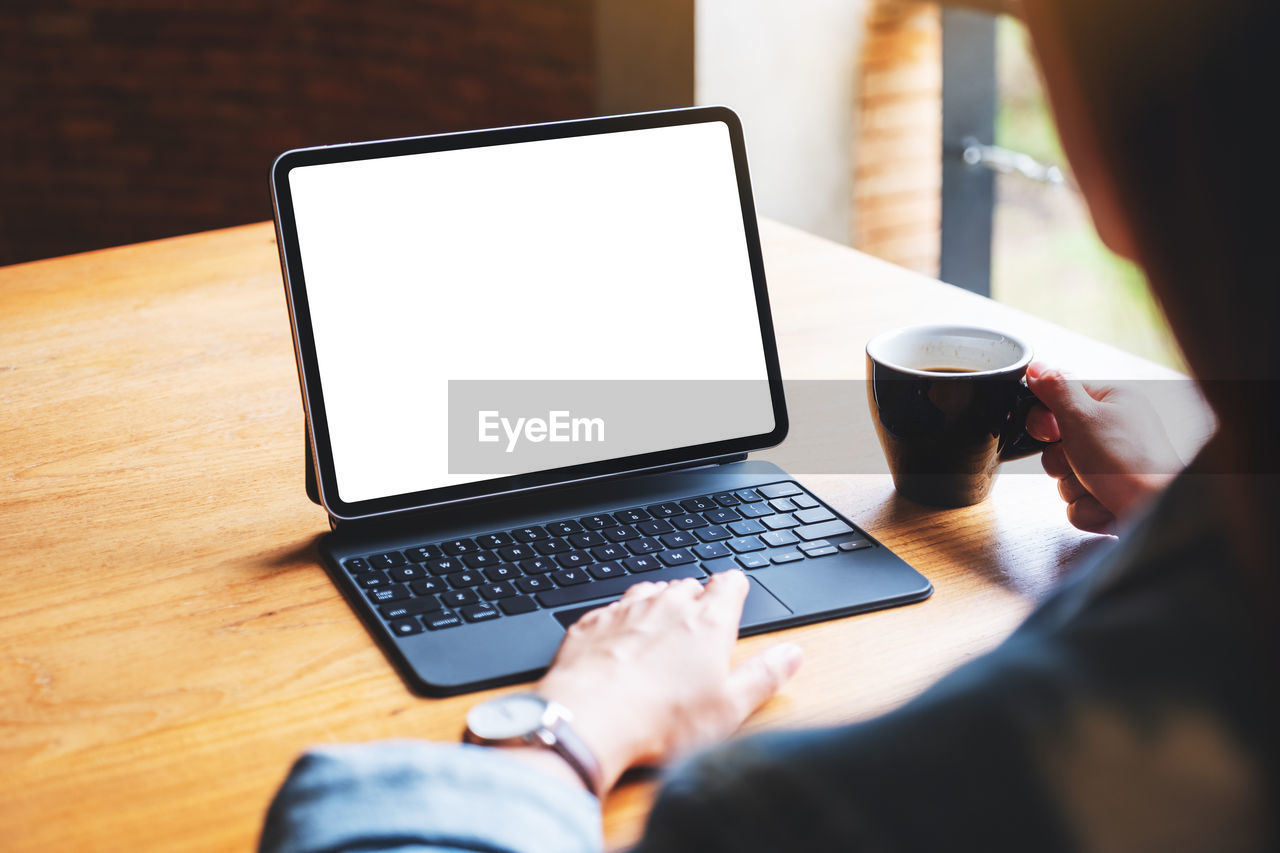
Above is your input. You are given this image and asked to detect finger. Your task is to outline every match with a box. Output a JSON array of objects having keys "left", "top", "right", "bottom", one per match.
[
  {"left": 1041, "top": 443, "right": 1073, "bottom": 479},
  {"left": 1066, "top": 495, "right": 1117, "bottom": 535},
  {"left": 725, "top": 643, "right": 804, "bottom": 722},
  {"left": 620, "top": 580, "right": 667, "bottom": 603},
  {"left": 1057, "top": 472, "right": 1090, "bottom": 505},
  {"left": 699, "top": 570, "right": 750, "bottom": 627},
  {"left": 1025, "top": 403, "right": 1061, "bottom": 443},
  {"left": 1026, "top": 368, "right": 1096, "bottom": 425}
]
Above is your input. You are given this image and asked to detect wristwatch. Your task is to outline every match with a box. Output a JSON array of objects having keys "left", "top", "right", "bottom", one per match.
[{"left": 463, "top": 692, "right": 603, "bottom": 796}]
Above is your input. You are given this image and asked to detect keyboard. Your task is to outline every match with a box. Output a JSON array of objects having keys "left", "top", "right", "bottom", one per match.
[{"left": 339, "top": 481, "right": 875, "bottom": 638}]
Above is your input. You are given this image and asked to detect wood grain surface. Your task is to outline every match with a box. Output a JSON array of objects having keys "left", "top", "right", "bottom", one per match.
[{"left": 0, "top": 219, "right": 1208, "bottom": 851}]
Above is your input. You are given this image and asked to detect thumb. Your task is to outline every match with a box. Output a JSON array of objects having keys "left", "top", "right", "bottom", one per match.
[
  {"left": 1027, "top": 366, "right": 1096, "bottom": 426},
  {"left": 726, "top": 643, "right": 803, "bottom": 723}
]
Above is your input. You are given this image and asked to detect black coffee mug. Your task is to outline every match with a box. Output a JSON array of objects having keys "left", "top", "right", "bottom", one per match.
[{"left": 866, "top": 324, "right": 1048, "bottom": 507}]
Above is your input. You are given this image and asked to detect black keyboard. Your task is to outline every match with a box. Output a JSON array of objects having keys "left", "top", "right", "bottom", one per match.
[{"left": 341, "top": 481, "right": 874, "bottom": 639}]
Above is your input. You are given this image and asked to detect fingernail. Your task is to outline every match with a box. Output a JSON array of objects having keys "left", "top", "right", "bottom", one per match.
[{"left": 769, "top": 643, "right": 804, "bottom": 675}]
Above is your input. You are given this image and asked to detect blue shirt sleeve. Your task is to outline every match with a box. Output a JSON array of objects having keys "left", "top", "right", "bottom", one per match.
[{"left": 259, "top": 740, "right": 601, "bottom": 853}]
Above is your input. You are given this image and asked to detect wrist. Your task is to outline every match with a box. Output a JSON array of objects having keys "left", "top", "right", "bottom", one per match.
[
  {"left": 463, "top": 691, "right": 607, "bottom": 796},
  {"left": 535, "top": 676, "right": 647, "bottom": 793},
  {"left": 489, "top": 743, "right": 595, "bottom": 795}
]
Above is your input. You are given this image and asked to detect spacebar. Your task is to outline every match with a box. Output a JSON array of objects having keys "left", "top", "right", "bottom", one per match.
[{"left": 537, "top": 565, "right": 707, "bottom": 609}]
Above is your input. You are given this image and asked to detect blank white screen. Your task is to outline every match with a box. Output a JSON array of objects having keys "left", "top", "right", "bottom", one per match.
[{"left": 289, "top": 120, "right": 775, "bottom": 504}]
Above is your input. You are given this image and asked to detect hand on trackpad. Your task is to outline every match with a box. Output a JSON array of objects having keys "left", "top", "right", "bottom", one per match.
[{"left": 553, "top": 576, "right": 790, "bottom": 631}]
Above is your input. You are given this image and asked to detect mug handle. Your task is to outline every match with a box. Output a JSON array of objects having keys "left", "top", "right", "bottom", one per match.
[{"left": 1000, "top": 383, "right": 1054, "bottom": 461}]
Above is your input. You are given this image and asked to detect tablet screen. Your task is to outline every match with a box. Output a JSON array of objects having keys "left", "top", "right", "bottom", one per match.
[{"left": 277, "top": 111, "right": 784, "bottom": 515}]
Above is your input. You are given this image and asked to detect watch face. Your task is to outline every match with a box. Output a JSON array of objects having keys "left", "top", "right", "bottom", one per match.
[{"left": 467, "top": 694, "right": 548, "bottom": 741}]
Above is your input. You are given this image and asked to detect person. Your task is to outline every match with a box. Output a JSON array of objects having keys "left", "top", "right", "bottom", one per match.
[{"left": 259, "top": 0, "right": 1279, "bottom": 849}]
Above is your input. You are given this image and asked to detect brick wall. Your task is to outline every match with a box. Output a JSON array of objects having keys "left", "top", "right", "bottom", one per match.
[
  {"left": 0, "top": 1, "right": 595, "bottom": 266},
  {"left": 852, "top": 0, "right": 942, "bottom": 276}
]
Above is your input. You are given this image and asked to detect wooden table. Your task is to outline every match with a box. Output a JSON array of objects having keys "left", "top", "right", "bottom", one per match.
[{"left": 0, "top": 220, "right": 1208, "bottom": 851}]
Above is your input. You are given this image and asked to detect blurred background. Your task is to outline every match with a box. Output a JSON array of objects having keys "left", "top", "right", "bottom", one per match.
[{"left": 0, "top": 0, "right": 1179, "bottom": 368}]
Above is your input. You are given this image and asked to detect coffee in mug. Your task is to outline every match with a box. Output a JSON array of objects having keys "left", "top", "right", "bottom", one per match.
[{"left": 865, "top": 325, "right": 1048, "bottom": 507}]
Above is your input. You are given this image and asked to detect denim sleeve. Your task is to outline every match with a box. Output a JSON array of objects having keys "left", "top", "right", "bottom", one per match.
[{"left": 259, "top": 741, "right": 601, "bottom": 853}]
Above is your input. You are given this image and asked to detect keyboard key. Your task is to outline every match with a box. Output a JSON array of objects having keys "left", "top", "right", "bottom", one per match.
[
  {"left": 480, "top": 582, "right": 517, "bottom": 601},
  {"left": 461, "top": 551, "right": 501, "bottom": 568},
  {"left": 602, "top": 524, "right": 639, "bottom": 542},
  {"left": 806, "top": 545, "right": 838, "bottom": 557},
  {"left": 369, "top": 551, "right": 407, "bottom": 569},
  {"left": 546, "top": 520, "right": 584, "bottom": 537},
  {"left": 367, "top": 585, "right": 410, "bottom": 603},
  {"left": 426, "top": 610, "right": 462, "bottom": 630},
  {"left": 343, "top": 557, "right": 371, "bottom": 573},
  {"left": 380, "top": 597, "right": 443, "bottom": 620},
  {"left": 758, "top": 482, "right": 802, "bottom": 498},
  {"left": 519, "top": 557, "right": 558, "bottom": 574},
  {"left": 536, "top": 564, "right": 705, "bottom": 609},
  {"left": 737, "top": 503, "right": 774, "bottom": 519},
  {"left": 797, "top": 539, "right": 831, "bottom": 553},
  {"left": 499, "top": 596, "right": 538, "bottom": 616},
  {"left": 484, "top": 565, "right": 522, "bottom": 582},
  {"left": 681, "top": 496, "right": 718, "bottom": 512},
  {"left": 729, "top": 519, "right": 766, "bottom": 536},
  {"left": 499, "top": 544, "right": 537, "bottom": 562},
  {"left": 658, "top": 549, "right": 696, "bottom": 566},
  {"left": 568, "top": 532, "right": 606, "bottom": 548},
  {"left": 795, "top": 507, "right": 836, "bottom": 525},
  {"left": 590, "top": 561, "right": 627, "bottom": 579},
  {"left": 461, "top": 603, "right": 501, "bottom": 623},
  {"left": 579, "top": 514, "right": 615, "bottom": 530},
  {"left": 671, "top": 514, "right": 708, "bottom": 530},
  {"left": 410, "top": 577, "right": 445, "bottom": 596},
  {"left": 389, "top": 618, "right": 425, "bottom": 637},
  {"left": 712, "top": 492, "right": 741, "bottom": 507},
  {"left": 613, "top": 508, "right": 650, "bottom": 524},
  {"left": 636, "top": 519, "right": 674, "bottom": 536},
  {"left": 761, "top": 530, "right": 799, "bottom": 548},
  {"left": 736, "top": 553, "right": 770, "bottom": 569},
  {"left": 512, "top": 526, "right": 550, "bottom": 543},
  {"left": 792, "top": 494, "right": 820, "bottom": 509},
  {"left": 769, "top": 498, "right": 797, "bottom": 512},
  {"left": 695, "top": 525, "right": 732, "bottom": 542},
  {"left": 403, "top": 546, "right": 440, "bottom": 563},
  {"left": 771, "top": 551, "right": 804, "bottom": 564},
  {"left": 533, "top": 538, "right": 572, "bottom": 555},
  {"left": 626, "top": 537, "right": 662, "bottom": 555},
  {"left": 553, "top": 568, "right": 591, "bottom": 586},
  {"left": 441, "top": 589, "right": 479, "bottom": 607},
  {"left": 661, "top": 531, "right": 697, "bottom": 548},
  {"left": 646, "top": 502, "right": 683, "bottom": 518},
  {"left": 516, "top": 576, "right": 554, "bottom": 594},
  {"left": 425, "top": 557, "right": 463, "bottom": 575},
  {"left": 795, "top": 519, "right": 855, "bottom": 541},
  {"left": 623, "top": 555, "right": 662, "bottom": 573},
  {"left": 591, "top": 543, "right": 628, "bottom": 561},
  {"left": 353, "top": 571, "right": 392, "bottom": 589},
  {"left": 838, "top": 539, "right": 873, "bottom": 552},
  {"left": 763, "top": 514, "right": 799, "bottom": 530},
  {"left": 727, "top": 536, "right": 766, "bottom": 554},
  {"left": 447, "top": 570, "right": 484, "bottom": 588},
  {"left": 556, "top": 551, "right": 593, "bottom": 568},
  {"left": 441, "top": 539, "right": 480, "bottom": 556},
  {"left": 693, "top": 542, "right": 732, "bottom": 560},
  {"left": 476, "top": 532, "right": 513, "bottom": 549},
  {"left": 704, "top": 508, "right": 740, "bottom": 524},
  {"left": 388, "top": 565, "right": 427, "bottom": 582},
  {"left": 734, "top": 489, "right": 764, "bottom": 503}
]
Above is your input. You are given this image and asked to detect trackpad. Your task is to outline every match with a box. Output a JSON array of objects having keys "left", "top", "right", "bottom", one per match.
[
  {"left": 739, "top": 576, "right": 791, "bottom": 628},
  {"left": 553, "top": 577, "right": 790, "bottom": 631}
]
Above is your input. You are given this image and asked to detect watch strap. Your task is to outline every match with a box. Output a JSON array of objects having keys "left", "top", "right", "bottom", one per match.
[{"left": 538, "top": 706, "right": 603, "bottom": 797}]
